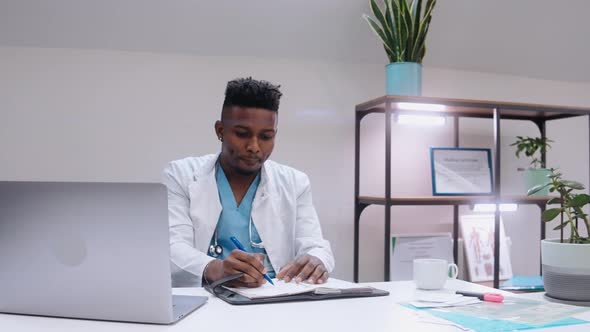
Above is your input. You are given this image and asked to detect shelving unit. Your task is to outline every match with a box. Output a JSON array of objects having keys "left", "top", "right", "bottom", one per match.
[{"left": 354, "top": 95, "right": 590, "bottom": 288}]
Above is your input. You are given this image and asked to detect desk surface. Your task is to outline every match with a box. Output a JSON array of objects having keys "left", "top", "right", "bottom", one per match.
[{"left": 1, "top": 279, "right": 589, "bottom": 332}]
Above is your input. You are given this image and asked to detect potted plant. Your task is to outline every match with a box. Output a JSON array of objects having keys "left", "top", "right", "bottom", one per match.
[
  {"left": 364, "top": 0, "right": 437, "bottom": 96},
  {"left": 510, "top": 136, "right": 553, "bottom": 196},
  {"left": 529, "top": 170, "right": 590, "bottom": 301}
]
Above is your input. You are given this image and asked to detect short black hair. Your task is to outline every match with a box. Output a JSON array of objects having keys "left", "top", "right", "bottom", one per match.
[{"left": 222, "top": 77, "right": 283, "bottom": 113}]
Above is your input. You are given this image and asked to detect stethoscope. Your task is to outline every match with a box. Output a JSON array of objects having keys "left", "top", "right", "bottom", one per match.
[{"left": 208, "top": 217, "right": 265, "bottom": 257}]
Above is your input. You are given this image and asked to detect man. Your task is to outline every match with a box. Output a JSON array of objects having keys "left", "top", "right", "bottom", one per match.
[{"left": 163, "top": 77, "right": 334, "bottom": 288}]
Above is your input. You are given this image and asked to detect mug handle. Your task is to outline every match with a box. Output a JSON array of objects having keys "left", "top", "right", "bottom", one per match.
[{"left": 448, "top": 263, "right": 459, "bottom": 279}]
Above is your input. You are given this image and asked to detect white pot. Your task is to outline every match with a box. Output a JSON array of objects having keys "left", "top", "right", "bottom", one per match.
[{"left": 541, "top": 239, "right": 590, "bottom": 301}]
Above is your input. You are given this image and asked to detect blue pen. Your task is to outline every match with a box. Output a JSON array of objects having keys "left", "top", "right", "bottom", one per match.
[{"left": 230, "top": 236, "right": 274, "bottom": 285}]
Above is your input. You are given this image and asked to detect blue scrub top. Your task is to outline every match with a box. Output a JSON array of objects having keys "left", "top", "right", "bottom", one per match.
[{"left": 209, "top": 163, "right": 275, "bottom": 277}]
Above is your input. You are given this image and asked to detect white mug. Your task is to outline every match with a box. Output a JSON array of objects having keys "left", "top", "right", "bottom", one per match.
[{"left": 413, "top": 258, "right": 459, "bottom": 290}]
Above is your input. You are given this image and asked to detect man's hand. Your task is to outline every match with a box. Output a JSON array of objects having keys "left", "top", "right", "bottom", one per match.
[
  {"left": 205, "top": 249, "right": 267, "bottom": 288},
  {"left": 277, "top": 255, "right": 328, "bottom": 284}
]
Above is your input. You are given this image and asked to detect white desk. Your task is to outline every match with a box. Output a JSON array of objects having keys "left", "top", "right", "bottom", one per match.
[{"left": 1, "top": 279, "right": 589, "bottom": 331}]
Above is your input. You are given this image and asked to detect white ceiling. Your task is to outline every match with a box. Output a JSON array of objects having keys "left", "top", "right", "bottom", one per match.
[{"left": 1, "top": 0, "right": 589, "bottom": 83}]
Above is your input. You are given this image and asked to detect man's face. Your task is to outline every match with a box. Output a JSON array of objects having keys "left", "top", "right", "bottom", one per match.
[{"left": 215, "top": 106, "right": 277, "bottom": 175}]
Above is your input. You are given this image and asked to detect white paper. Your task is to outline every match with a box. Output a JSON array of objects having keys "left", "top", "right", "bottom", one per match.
[
  {"left": 409, "top": 289, "right": 481, "bottom": 308},
  {"left": 224, "top": 278, "right": 361, "bottom": 299}
]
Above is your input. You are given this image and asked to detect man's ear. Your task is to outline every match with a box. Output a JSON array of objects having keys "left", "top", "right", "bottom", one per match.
[{"left": 214, "top": 120, "right": 223, "bottom": 140}]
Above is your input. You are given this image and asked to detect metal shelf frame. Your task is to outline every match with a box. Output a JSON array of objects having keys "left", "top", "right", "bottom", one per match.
[{"left": 353, "top": 95, "right": 590, "bottom": 288}]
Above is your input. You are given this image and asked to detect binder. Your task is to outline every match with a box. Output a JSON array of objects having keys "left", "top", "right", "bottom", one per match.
[{"left": 204, "top": 274, "right": 389, "bottom": 305}]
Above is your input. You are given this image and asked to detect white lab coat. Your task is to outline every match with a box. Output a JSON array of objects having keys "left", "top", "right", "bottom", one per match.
[{"left": 163, "top": 154, "right": 335, "bottom": 287}]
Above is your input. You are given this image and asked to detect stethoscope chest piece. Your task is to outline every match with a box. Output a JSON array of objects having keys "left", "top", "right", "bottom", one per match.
[{"left": 208, "top": 244, "right": 223, "bottom": 257}]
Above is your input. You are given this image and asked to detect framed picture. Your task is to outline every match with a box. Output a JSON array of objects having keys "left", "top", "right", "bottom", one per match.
[
  {"left": 390, "top": 233, "right": 453, "bottom": 281},
  {"left": 459, "top": 214, "right": 513, "bottom": 282},
  {"left": 430, "top": 147, "right": 493, "bottom": 196}
]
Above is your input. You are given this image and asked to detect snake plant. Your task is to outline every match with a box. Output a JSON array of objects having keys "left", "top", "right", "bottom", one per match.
[{"left": 364, "top": 0, "right": 437, "bottom": 63}]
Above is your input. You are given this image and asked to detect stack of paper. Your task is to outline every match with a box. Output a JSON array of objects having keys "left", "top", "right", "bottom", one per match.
[{"left": 409, "top": 289, "right": 481, "bottom": 308}]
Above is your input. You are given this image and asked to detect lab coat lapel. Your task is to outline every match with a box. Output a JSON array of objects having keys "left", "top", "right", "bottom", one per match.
[
  {"left": 251, "top": 163, "right": 285, "bottom": 270},
  {"left": 189, "top": 159, "right": 222, "bottom": 254}
]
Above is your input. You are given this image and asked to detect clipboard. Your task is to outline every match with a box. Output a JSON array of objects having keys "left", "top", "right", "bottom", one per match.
[{"left": 204, "top": 274, "right": 389, "bottom": 305}]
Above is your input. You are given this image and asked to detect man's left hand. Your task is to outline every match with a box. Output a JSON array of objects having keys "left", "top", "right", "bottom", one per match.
[{"left": 277, "top": 255, "right": 328, "bottom": 284}]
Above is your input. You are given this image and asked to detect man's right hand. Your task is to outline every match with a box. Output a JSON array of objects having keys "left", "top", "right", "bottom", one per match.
[{"left": 205, "top": 249, "right": 267, "bottom": 288}]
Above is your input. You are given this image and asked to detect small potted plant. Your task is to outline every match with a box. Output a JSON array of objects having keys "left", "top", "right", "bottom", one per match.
[
  {"left": 528, "top": 170, "right": 590, "bottom": 301},
  {"left": 363, "top": 0, "right": 437, "bottom": 96},
  {"left": 510, "top": 136, "right": 553, "bottom": 196}
]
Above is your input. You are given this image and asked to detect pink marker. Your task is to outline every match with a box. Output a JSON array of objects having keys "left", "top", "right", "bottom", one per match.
[{"left": 456, "top": 291, "right": 504, "bottom": 303}]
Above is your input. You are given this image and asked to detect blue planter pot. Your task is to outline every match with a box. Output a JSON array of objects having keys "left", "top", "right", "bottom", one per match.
[
  {"left": 523, "top": 168, "right": 551, "bottom": 196},
  {"left": 386, "top": 62, "right": 422, "bottom": 96}
]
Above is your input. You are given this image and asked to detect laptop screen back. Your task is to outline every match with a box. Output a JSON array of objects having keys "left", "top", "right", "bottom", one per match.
[{"left": 0, "top": 182, "right": 174, "bottom": 323}]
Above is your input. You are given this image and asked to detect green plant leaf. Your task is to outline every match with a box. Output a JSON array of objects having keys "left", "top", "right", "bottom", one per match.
[
  {"left": 363, "top": 15, "right": 397, "bottom": 56},
  {"left": 383, "top": 3, "right": 395, "bottom": 40},
  {"left": 392, "top": 0, "right": 408, "bottom": 61},
  {"left": 412, "top": 0, "right": 436, "bottom": 62},
  {"left": 366, "top": 0, "right": 436, "bottom": 63},
  {"left": 386, "top": 0, "right": 402, "bottom": 60},
  {"left": 553, "top": 221, "right": 569, "bottom": 230},
  {"left": 411, "top": 0, "right": 422, "bottom": 56},
  {"left": 542, "top": 208, "right": 562, "bottom": 222},
  {"left": 563, "top": 181, "right": 585, "bottom": 190},
  {"left": 384, "top": 1, "right": 401, "bottom": 60},
  {"left": 527, "top": 183, "right": 549, "bottom": 196},
  {"left": 370, "top": 0, "right": 395, "bottom": 48},
  {"left": 401, "top": 0, "right": 414, "bottom": 61},
  {"left": 547, "top": 197, "right": 561, "bottom": 205},
  {"left": 370, "top": 0, "right": 388, "bottom": 31},
  {"left": 570, "top": 194, "right": 590, "bottom": 207}
]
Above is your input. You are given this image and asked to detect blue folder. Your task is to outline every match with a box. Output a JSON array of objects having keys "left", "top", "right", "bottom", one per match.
[{"left": 500, "top": 276, "right": 544, "bottom": 292}]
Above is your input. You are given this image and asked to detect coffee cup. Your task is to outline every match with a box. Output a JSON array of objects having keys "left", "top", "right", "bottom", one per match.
[{"left": 413, "top": 258, "right": 458, "bottom": 290}]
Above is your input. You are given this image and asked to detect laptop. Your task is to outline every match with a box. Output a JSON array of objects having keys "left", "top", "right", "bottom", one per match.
[{"left": 0, "top": 181, "right": 207, "bottom": 324}]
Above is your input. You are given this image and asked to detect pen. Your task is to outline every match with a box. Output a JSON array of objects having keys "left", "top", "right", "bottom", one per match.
[
  {"left": 229, "top": 236, "right": 274, "bottom": 285},
  {"left": 456, "top": 290, "right": 504, "bottom": 303}
]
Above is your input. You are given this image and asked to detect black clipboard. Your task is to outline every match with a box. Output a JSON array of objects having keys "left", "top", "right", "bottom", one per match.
[{"left": 204, "top": 274, "right": 389, "bottom": 305}]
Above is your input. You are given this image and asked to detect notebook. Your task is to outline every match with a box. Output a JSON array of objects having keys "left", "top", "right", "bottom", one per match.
[{"left": 204, "top": 274, "right": 389, "bottom": 305}]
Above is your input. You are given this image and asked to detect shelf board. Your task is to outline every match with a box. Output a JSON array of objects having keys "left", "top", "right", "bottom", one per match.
[
  {"left": 358, "top": 195, "right": 552, "bottom": 206},
  {"left": 356, "top": 95, "right": 590, "bottom": 121}
]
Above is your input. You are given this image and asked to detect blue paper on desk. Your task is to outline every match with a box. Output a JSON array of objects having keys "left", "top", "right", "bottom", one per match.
[
  {"left": 420, "top": 309, "right": 586, "bottom": 332},
  {"left": 403, "top": 297, "right": 590, "bottom": 332},
  {"left": 500, "top": 276, "right": 544, "bottom": 291}
]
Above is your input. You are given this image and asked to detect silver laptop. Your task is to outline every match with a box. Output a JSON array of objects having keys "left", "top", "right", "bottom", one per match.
[{"left": 0, "top": 181, "right": 207, "bottom": 324}]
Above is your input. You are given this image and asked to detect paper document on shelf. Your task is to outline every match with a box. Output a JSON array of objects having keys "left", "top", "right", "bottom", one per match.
[{"left": 224, "top": 278, "right": 362, "bottom": 299}]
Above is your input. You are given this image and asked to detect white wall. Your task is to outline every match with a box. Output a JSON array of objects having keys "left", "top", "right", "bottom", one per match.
[{"left": 2, "top": 46, "right": 590, "bottom": 282}]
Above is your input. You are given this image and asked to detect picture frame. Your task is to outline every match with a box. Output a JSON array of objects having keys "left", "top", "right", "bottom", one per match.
[
  {"left": 459, "top": 214, "right": 513, "bottom": 282},
  {"left": 430, "top": 147, "right": 493, "bottom": 196},
  {"left": 390, "top": 233, "right": 453, "bottom": 281}
]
